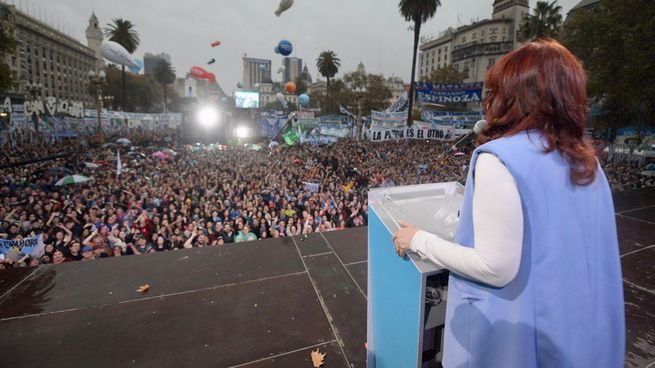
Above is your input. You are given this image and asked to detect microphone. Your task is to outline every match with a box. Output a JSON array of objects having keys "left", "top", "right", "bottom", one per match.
[{"left": 449, "top": 119, "right": 488, "bottom": 152}]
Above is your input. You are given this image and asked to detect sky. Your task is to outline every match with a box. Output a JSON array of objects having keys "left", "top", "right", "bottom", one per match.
[{"left": 12, "top": 0, "right": 581, "bottom": 95}]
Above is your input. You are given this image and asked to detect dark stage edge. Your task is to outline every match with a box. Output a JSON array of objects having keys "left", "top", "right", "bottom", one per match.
[
  {"left": 0, "top": 229, "right": 368, "bottom": 368},
  {"left": 1, "top": 188, "right": 654, "bottom": 367}
]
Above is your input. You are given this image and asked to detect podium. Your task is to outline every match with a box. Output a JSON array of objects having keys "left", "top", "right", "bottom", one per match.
[{"left": 367, "top": 182, "right": 464, "bottom": 368}]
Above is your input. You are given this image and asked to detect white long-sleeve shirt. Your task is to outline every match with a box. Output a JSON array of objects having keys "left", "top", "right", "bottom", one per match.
[{"left": 410, "top": 153, "right": 523, "bottom": 288}]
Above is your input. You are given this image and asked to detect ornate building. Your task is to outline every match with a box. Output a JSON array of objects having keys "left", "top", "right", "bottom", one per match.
[
  {"left": 85, "top": 12, "right": 104, "bottom": 72},
  {"left": 0, "top": 2, "right": 96, "bottom": 105},
  {"left": 418, "top": 0, "right": 529, "bottom": 83}
]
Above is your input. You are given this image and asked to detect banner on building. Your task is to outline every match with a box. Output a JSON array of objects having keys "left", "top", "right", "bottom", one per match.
[
  {"left": 0, "top": 235, "right": 44, "bottom": 258},
  {"left": 371, "top": 110, "right": 407, "bottom": 128},
  {"left": 367, "top": 124, "right": 455, "bottom": 142},
  {"left": 415, "top": 82, "right": 483, "bottom": 104}
]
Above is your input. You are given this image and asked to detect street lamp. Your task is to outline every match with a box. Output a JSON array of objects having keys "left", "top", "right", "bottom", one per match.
[
  {"left": 88, "top": 70, "right": 106, "bottom": 139},
  {"left": 24, "top": 81, "right": 43, "bottom": 131},
  {"left": 354, "top": 86, "right": 367, "bottom": 140}
]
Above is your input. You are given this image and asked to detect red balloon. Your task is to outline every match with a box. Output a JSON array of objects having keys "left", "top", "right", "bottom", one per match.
[
  {"left": 210, "top": 41, "right": 221, "bottom": 47},
  {"left": 285, "top": 82, "right": 296, "bottom": 94},
  {"left": 190, "top": 66, "right": 215, "bottom": 82}
]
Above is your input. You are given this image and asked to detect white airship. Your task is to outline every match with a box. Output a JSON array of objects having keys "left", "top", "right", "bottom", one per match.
[{"left": 101, "top": 41, "right": 138, "bottom": 68}]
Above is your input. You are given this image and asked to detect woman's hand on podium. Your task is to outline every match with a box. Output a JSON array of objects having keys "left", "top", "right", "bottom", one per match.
[{"left": 392, "top": 221, "right": 419, "bottom": 257}]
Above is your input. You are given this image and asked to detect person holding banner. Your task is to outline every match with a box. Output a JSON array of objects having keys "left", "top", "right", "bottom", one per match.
[{"left": 393, "top": 39, "right": 624, "bottom": 367}]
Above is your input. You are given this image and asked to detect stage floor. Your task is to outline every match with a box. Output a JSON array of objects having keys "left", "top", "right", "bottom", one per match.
[{"left": 0, "top": 187, "right": 653, "bottom": 367}]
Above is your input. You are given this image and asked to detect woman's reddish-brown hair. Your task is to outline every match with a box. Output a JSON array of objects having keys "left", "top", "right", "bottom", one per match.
[{"left": 479, "top": 38, "right": 596, "bottom": 185}]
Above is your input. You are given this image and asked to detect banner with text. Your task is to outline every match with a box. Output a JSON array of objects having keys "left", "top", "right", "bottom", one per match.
[
  {"left": 0, "top": 235, "right": 44, "bottom": 258},
  {"left": 367, "top": 124, "right": 455, "bottom": 142},
  {"left": 371, "top": 110, "right": 408, "bottom": 128},
  {"left": 421, "top": 110, "right": 484, "bottom": 128},
  {"left": 415, "top": 82, "right": 483, "bottom": 104}
]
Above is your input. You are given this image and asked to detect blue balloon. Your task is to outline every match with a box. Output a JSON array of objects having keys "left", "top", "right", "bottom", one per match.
[
  {"left": 237, "top": 82, "right": 243, "bottom": 88},
  {"left": 274, "top": 46, "right": 280, "bottom": 54},
  {"left": 298, "top": 93, "right": 310, "bottom": 107},
  {"left": 277, "top": 40, "right": 293, "bottom": 56}
]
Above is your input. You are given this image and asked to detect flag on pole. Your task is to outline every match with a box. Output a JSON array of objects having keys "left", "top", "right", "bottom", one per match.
[
  {"left": 116, "top": 150, "right": 122, "bottom": 176},
  {"left": 339, "top": 105, "right": 354, "bottom": 116}
]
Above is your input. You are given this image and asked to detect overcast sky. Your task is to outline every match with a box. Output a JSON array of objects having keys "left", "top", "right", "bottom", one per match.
[{"left": 15, "top": 0, "right": 580, "bottom": 94}]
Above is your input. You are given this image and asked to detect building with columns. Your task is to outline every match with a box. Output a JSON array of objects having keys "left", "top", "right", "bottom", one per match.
[
  {"left": 418, "top": 0, "right": 529, "bottom": 84},
  {"left": 0, "top": 2, "right": 96, "bottom": 105}
]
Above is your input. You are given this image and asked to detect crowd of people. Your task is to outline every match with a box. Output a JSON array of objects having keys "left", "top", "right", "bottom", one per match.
[
  {"left": 0, "top": 133, "right": 469, "bottom": 269},
  {"left": 0, "top": 131, "right": 652, "bottom": 269}
]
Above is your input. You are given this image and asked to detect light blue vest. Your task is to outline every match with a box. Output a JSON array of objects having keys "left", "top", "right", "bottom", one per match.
[{"left": 444, "top": 131, "right": 625, "bottom": 367}]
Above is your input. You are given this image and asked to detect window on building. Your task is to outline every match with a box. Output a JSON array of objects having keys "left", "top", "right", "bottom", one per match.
[
  {"left": 454, "top": 64, "right": 459, "bottom": 71},
  {"left": 445, "top": 54, "right": 447, "bottom": 61},
  {"left": 488, "top": 58, "right": 496, "bottom": 68},
  {"left": 445, "top": 46, "right": 448, "bottom": 52},
  {"left": 462, "top": 36, "right": 466, "bottom": 43},
  {"left": 490, "top": 28, "right": 498, "bottom": 35},
  {"left": 481, "top": 29, "right": 485, "bottom": 36},
  {"left": 472, "top": 32, "right": 477, "bottom": 40}
]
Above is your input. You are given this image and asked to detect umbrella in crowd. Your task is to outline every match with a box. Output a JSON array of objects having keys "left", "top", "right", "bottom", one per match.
[
  {"left": 152, "top": 151, "right": 169, "bottom": 160},
  {"left": 55, "top": 175, "right": 92, "bottom": 186},
  {"left": 83, "top": 162, "right": 100, "bottom": 168},
  {"left": 162, "top": 148, "right": 177, "bottom": 156},
  {"left": 127, "top": 152, "right": 146, "bottom": 158},
  {"left": 268, "top": 141, "right": 280, "bottom": 149},
  {"left": 453, "top": 152, "right": 466, "bottom": 157},
  {"left": 116, "top": 138, "right": 132, "bottom": 145}
]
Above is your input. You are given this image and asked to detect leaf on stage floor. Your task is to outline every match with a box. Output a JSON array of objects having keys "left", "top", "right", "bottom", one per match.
[
  {"left": 310, "top": 348, "right": 325, "bottom": 367},
  {"left": 136, "top": 284, "right": 150, "bottom": 294}
]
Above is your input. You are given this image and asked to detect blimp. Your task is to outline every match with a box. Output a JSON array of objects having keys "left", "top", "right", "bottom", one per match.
[{"left": 101, "top": 41, "right": 138, "bottom": 68}]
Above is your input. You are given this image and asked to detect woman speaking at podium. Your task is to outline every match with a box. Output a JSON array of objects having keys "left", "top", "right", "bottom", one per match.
[{"left": 393, "top": 39, "right": 624, "bottom": 367}]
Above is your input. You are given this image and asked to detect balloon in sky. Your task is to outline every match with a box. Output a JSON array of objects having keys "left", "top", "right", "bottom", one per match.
[
  {"left": 210, "top": 40, "right": 221, "bottom": 47},
  {"left": 128, "top": 59, "right": 143, "bottom": 74},
  {"left": 298, "top": 94, "right": 310, "bottom": 107},
  {"left": 276, "top": 92, "right": 288, "bottom": 108},
  {"left": 237, "top": 82, "right": 243, "bottom": 89},
  {"left": 276, "top": 40, "right": 293, "bottom": 56},
  {"left": 100, "top": 41, "right": 138, "bottom": 68},
  {"left": 208, "top": 58, "right": 216, "bottom": 65},
  {"left": 190, "top": 66, "right": 215, "bottom": 81},
  {"left": 285, "top": 82, "right": 296, "bottom": 94},
  {"left": 277, "top": 66, "right": 286, "bottom": 74},
  {"left": 274, "top": 0, "right": 294, "bottom": 17}
]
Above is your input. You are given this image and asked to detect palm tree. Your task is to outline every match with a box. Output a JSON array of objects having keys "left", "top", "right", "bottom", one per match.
[
  {"left": 399, "top": 0, "right": 441, "bottom": 126},
  {"left": 153, "top": 61, "right": 176, "bottom": 113},
  {"left": 518, "top": 1, "right": 563, "bottom": 41},
  {"left": 104, "top": 18, "right": 140, "bottom": 111},
  {"left": 316, "top": 51, "right": 341, "bottom": 91}
]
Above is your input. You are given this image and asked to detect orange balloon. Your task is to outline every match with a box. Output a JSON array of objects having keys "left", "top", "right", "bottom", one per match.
[{"left": 285, "top": 82, "right": 297, "bottom": 94}]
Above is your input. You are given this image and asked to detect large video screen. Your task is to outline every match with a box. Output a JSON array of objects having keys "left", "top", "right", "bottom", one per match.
[{"left": 235, "top": 92, "right": 260, "bottom": 109}]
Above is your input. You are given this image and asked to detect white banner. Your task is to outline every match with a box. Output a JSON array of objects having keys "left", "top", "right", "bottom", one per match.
[
  {"left": 296, "top": 111, "right": 315, "bottom": 119},
  {"left": 370, "top": 110, "right": 407, "bottom": 128},
  {"left": 367, "top": 124, "right": 455, "bottom": 142}
]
